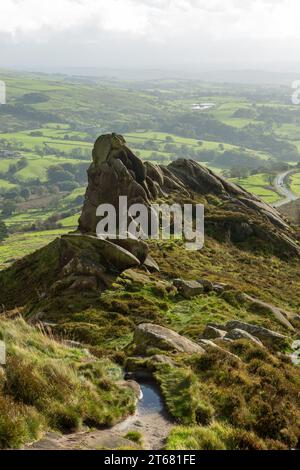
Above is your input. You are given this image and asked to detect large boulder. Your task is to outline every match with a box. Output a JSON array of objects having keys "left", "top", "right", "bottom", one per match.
[
  {"left": 202, "top": 325, "right": 227, "bottom": 340},
  {"left": 241, "top": 294, "right": 295, "bottom": 331},
  {"left": 133, "top": 323, "right": 205, "bottom": 355},
  {"left": 224, "top": 328, "right": 264, "bottom": 347},
  {"left": 225, "top": 320, "right": 289, "bottom": 348}
]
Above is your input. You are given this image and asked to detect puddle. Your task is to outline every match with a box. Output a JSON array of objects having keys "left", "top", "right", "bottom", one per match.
[{"left": 137, "top": 381, "right": 164, "bottom": 416}]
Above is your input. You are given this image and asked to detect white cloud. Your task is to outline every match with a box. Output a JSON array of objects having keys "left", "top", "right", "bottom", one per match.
[
  {"left": 1, "top": 0, "right": 300, "bottom": 69},
  {"left": 0, "top": 0, "right": 300, "bottom": 40}
]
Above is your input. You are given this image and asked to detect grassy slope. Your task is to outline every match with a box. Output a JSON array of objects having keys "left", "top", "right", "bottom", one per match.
[
  {"left": 0, "top": 317, "right": 135, "bottom": 449},
  {"left": 229, "top": 173, "right": 281, "bottom": 203},
  {"left": 290, "top": 172, "right": 300, "bottom": 196}
]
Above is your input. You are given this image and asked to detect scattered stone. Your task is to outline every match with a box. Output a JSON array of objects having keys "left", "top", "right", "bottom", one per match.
[
  {"left": 173, "top": 279, "right": 204, "bottom": 299},
  {"left": 134, "top": 323, "right": 205, "bottom": 355},
  {"left": 122, "top": 269, "right": 151, "bottom": 285},
  {"left": 197, "top": 279, "right": 214, "bottom": 292},
  {"left": 143, "top": 255, "right": 160, "bottom": 272},
  {"left": 291, "top": 340, "right": 300, "bottom": 365},
  {"left": 225, "top": 320, "right": 289, "bottom": 348},
  {"left": 0, "top": 340, "right": 6, "bottom": 365},
  {"left": 202, "top": 325, "right": 227, "bottom": 340},
  {"left": 207, "top": 322, "right": 228, "bottom": 331},
  {"left": 212, "top": 283, "right": 233, "bottom": 294},
  {"left": 224, "top": 328, "right": 264, "bottom": 347},
  {"left": 198, "top": 339, "right": 241, "bottom": 361}
]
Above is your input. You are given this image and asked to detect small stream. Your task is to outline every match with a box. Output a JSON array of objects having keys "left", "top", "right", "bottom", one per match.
[{"left": 118, "top": 375, "right": 173, "bottom": 449}]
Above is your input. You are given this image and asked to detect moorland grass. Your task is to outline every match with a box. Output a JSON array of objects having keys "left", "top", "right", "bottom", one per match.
[{"left": 0, "top": 317, "right": 135, "bottom": 448}]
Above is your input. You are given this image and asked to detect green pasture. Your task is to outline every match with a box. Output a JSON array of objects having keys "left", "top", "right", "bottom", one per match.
[
  {"left": 0, "top": 229, "right": 69, "bottom": 270},
  {"left": 229, "top": 173, "right": 281, "bottom": 204},
  {"left": 290, "top": 172, "right": 300, "bottom": 196}
]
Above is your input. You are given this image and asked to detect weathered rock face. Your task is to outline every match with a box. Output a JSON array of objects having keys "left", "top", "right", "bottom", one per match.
[
  {"left": 78, "top": 133, "right": 151, "bottom": 235},
  {"left": 0, "top": 134, "right": 299, "bottom": 311},
  {"left": 53, "top": 234, "right": 141, "bottom": 293},
  {"left": 77, "top": 133, "right": 299, "bottom": 259},
  {"left": 133, "top": 323, "right": 206, "bottom": 355}
]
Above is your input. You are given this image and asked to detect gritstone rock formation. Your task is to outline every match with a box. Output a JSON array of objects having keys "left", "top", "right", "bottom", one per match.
[
  {"left": 78, "top": 133, "right": 300, "bottom": 257},
  {"left": 0, "top": 133, "right": 299, "bottom": 313}
]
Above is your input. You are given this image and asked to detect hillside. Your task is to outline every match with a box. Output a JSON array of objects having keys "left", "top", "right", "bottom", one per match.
[
  {"left": 0, "top": 134, "right": 300, "bottom": 450},
  {"left": 279, "top": 199, "right": 300, "bottom": 225}
]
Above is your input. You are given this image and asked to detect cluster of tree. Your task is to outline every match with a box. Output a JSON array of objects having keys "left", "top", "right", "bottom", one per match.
[
  {"left": 47, "top": 162, "right": 88, "bottom": 191},
  {"left": 158, "top": 112, "right": 300, "bottom": 162},
  {"left": 0, "top": 138, "right": 26, "bottom": 151},
  {"left": 33, "top": 144, "right": 90, "bottom": 160},
  {"left": 18, "top": 93, "right": 50, "bottom": 104},
  {"left": 0, "top": 219, "right": 8, "bottom": 242},
  {"left": 224, "top": 161, "right": 295, "bottom": 180},
  {"left": 22, "top": 211, "right": 68, "bottom": 232},
  {"left": 6, "top": 157, "right": 28, "bottom": 175}
]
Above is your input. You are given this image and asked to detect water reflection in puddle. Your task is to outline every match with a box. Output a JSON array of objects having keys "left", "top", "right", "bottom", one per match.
[{"left": 137, "top": 382, "right": 164, "bottom": 415}]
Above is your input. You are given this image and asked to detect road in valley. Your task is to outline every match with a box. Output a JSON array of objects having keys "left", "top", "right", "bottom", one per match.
[{"left": 272, "top": 170, "right": 299, "bottom": 208}]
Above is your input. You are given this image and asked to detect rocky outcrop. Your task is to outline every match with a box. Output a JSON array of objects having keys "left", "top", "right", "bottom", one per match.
[
  {"left": 0, "top": 233, "right": 143, "bottom": 310},
  {"left": 0, "top": 133, "right": 299, "bottom": 311},
  {"left": 77, "top": 133, "right": 299, "bottom": 258},
  {"left": 225, "top": 320, "right": 289, "bottom": 349},
  {"left": 133, "top": 323, "right": 205, "bottom": 355}
]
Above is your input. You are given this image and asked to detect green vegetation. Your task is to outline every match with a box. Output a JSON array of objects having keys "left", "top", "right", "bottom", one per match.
[
  {"left": 0, "top": 220, "right": 8, "bottom": 242},
  {"left": 0, "top": 317, "right": 135, "bottom": 448},
  {"left": 229, "top": 173, "right": 281, "bottom": 203},
  {"left": 0, "top": 230, "right": 69, "bottom": 270},
  {"left": 165, "top": 423, "right": 267, "bottom": 450},
  {"left": 290, "top": 172, "right": 300, "bottom": 196},
  {"left": 159, "top": 339, "right": 300, "bottom": 450},
  {"left": 123, "top": 431, "right": 143, "bottom": 446},
  {"left": 0, "top": 70, "right": 300, "bottom": 451}
]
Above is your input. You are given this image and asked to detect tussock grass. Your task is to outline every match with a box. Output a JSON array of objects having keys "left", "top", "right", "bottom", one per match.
[
  {"left": 159, "top": 341, "right": 300, "bottom": 449},
  {"left": 0, "top": 317, "right": 135, "bottom": 449},
  {"left": 165, "top": 422, "right": 267, "bottom": 450}
]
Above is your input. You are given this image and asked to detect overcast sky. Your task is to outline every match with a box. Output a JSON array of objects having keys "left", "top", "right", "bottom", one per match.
[{"left": 1, "top": 0, "right": 300, "bottom": 73}]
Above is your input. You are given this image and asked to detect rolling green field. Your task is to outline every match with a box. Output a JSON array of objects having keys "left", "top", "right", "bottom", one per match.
[
  {"left": 0, "top": 229, "right": 69, "bottom": 269},
  {"left": 125, "top": 131, "right": 270, "bottom": 163},
  {"left": 290, "top": 172, "right": 300, "bottom": 196},
  {"left": 229, "top": 173, "right": 281, "bottom": 203},
  {"left": 1, "top": 70, "right": 300, "bottom": 271}
]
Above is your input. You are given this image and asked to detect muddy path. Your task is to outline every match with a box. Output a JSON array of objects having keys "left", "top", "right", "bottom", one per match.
[{"left": 25, "top": 381, "right": 173, "bottom": 451}]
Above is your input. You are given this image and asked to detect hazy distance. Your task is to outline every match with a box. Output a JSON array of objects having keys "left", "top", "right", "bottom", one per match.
[{"left": 1, "top": 0, "right": 300, "bottom": 82}]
